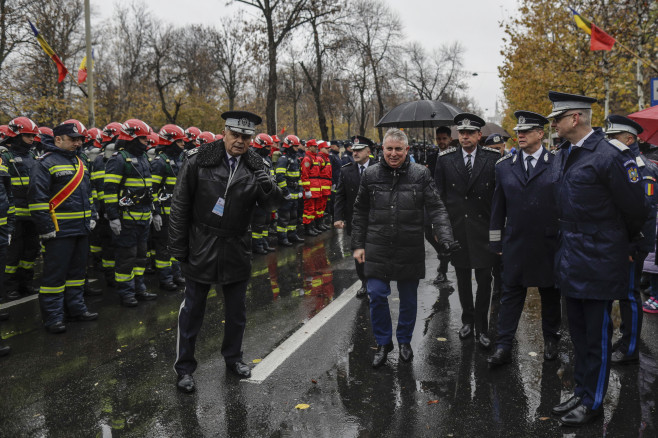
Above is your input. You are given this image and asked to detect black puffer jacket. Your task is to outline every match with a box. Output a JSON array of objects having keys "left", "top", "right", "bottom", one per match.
[
  {"left": 351, "top": 157, "right": 454, "bottom": 281},
  {"left": 168, "top": 140, "right": 283, "bottom": 284}
]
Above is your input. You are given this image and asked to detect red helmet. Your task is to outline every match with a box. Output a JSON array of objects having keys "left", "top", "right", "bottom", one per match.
[
  {"left": 317, "top": 140, "right": 329, "bottom": 150},
  {"left": 253, "top": 133, "right": 273, "bottom": 149},
  {"left": 86, "top": 127, "right": 103, "bottom": 148},
  {"left": 271, "top": 134, "right": 281, "bottom": 143},
  {"left": 283, "top": 135, "right": 301, "bottom": 148},
  {"left": 147, "top": 132, "right": 160, "bottom": 147},
  {"left": 196, "top": 131, "right": 215, "bottom": 146},
  {"left": 215, "top": 134, "right": 224, "bottom": 141},
  {"left": 158, "top": 124, "right": 186, "bottom": 145},
  {"left": 118, "top": 119, "right": 150, "bottom": 141},
  {"left": 185, "top": 127, "right": 201, "bottom": 142},
  {"left": 306, "top": 139, "right": 318, "bottom": 147},
  {"left": 35, "top": 126, "right": 54, "bottom": 142},
  {"left": 62, "top": 119, "right": 88, "bottom": 137},
  {"left": 0, "top": 125, "right": 11, "bottom": 143},
  {"left": 6, "top": 117, "right": 39, "bottom": 137},
  {"left": 101, "top": 122, "right": 122, "bottom": 142}
]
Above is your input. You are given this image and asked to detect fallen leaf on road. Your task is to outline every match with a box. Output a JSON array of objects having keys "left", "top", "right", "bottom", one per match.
[
  {"left": 116, "top": 349, "right": 121, "bottom": 353},
  {"left": 56, "top": 351, "right": 63, "bottom": 356},
  {"left": 295, "top": 404, "right": 310, "bottom": 410},
  {"left": 539, "top": 417, "right": 550, "bottom": 421},
  {"left": 252, "top": 359, "right": 262, "bottom": 364},
  {"left": 427, "top": 400, "right": 439, "bottom": 405},
  {"left": 436, "top": 337, "right": 447, "bottom": 342},
  {"left": 311, "top": 379, "right": 318, "bottom": 384},
  {"left": 529, "top": 352, "right": 538, "bottom": 357}
]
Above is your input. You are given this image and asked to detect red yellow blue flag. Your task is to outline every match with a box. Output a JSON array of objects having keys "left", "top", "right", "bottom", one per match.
[{"left": 28, "top": 20, "right": 69, "bottom": 83}]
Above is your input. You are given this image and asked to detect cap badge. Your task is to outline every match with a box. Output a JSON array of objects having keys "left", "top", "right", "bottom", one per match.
[
  {"left": 238, "top": 118, "right": 250, "bottom": 127},
  {"left": 461, "top": 118, "right": 471, "bottom": 127},
  {"left": 72, "top": 125, "right": 78, "bottom": 133},
  {"left": 518, "top": 116, "right": 526, "bottom": 125}
]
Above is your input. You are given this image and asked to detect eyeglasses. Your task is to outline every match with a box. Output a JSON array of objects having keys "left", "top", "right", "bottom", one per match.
[{"left": 553, "top": 112, "right": 582, "bottom": 122}]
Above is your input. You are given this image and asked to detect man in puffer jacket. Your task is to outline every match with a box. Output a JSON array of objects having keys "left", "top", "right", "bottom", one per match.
[{"left": 352, "top": 128, "right": 458, "bottom": 368}]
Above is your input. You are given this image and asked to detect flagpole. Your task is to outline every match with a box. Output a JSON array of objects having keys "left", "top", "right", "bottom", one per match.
[
  {"left": 84, "top": 0, "right": 95, "bottom": 127},
  {"left": 614, "top": 40, "right": 658, "bottom": 74}
]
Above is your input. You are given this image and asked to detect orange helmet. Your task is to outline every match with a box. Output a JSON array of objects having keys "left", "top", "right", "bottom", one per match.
[
  {"left": 101, "top": 122, "right": 123, "bottom": 143},
  {"left": 253, "top": 133, "right": 273, "bottom": 149},
  {"left": 62, "top": 119, "right": 88, "bottom": 137},
  {"left": 86, "top": 127, "right": 103, "bottom": 148},
  {"left": 118, "top": 119, "right": 150, "bottom": 141},
  {"left": 6, "top": 117, "right": 39, "bottom": 137},
  {"left": 196, "top": 131, "right": 215, "bottom": 146},
  {"left": 158, "top": 124, "right": 186, "bottom": 145},
  {"left": 283, "top": 135, "right": 300, "bottom": 148},
  {"left": 185, "top": 127, "right": 201, "bottom": 142},
  {"left": 35, "top": 126, "right": 54, "bottom": 142}
]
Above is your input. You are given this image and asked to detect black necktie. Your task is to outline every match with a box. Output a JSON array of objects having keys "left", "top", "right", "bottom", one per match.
[
  {"left": 229, "top": 157, "right": 237, "bottom": 172},
  {"left": 525, "top": 156, "right": 533, "bottom": 177},
  {"left": 359, "top": 165, "right": 365, "bottom": 177},
  {"left": 465, "top": 154, "right": 472, "bottom": 177}
]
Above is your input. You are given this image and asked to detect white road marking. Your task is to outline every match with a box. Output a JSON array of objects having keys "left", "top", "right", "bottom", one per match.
[
  {"left": 245, "top": 280, "right": 360, "bottom": 384},
  {"left": 1, "top": 294, "right": 38, "bottom": 308}
]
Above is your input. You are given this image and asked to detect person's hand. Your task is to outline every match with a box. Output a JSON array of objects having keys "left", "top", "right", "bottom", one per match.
[
  {"left": 305, "top": 191, "right": 312, "bottom": 199},
  {"left": 334, "top": 221, "right": 345, "bottom": 229},
  {"left": 152, "top": 214, "right": 163, "bottom": 232},
  {"left": 353, "top": 248, "right": 365, "bottom": 263},
  {"left": 255, "top": 170, "right": 273, "bottom": 191},
  {"left": 109, "top": 219, "right": 121, "bottom": 236},
  {"left": 298, "top": 191, "right": 304, "bottom": 198},
  {"left": 438, "top": 241, "right": 461, "bottom": 257},
  {"left": 90, "top": 219, "right": 96, "bottom": 230},
  {"left": 39, "top": 231, "right": 56, "bottom": 241}
]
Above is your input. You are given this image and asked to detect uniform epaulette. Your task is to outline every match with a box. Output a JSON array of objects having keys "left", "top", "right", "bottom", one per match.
[
  {"left": 608, "top": 139, "right": 629, "bottom": 152},
  {"left": 439, "top": 147, "right": 457, "bottom": 157},
  {"left": 496, "top": 154, "right": 513, "bottom": 165},
  {"left": 643, "top": 175, "right": 656, "bottom": 182},
  {"left": 341, "top": 162, "right": 354, "bottom": 168},
  {"left": 636, "top": 156, "right": 646, "bottom": 167},
  {"left": 482, "top": 146, "right": 500, "bottom": 154},
  {"left": 185, "top": 148, "right": 199, "bottom": 157},
  {"left": 36, "top": 152, "right": 52, "bottom": 160}
]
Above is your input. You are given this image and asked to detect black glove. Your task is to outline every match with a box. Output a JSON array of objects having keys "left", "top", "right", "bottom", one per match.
[
  {"left": 255, "top": 170, "right": 273, "bottom": 192},
  {"left": 438, "top": 241, "right": 461, "bottom": 257}
]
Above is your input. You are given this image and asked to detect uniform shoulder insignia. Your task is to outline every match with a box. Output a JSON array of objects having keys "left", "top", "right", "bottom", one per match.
[
  {"left": 636, "top": 156, "right": 645, "bottom": 167},
  {"left": 482, "top": 146, "right": 500, "bottom": 154},
  {"left": 643, "top": 175, "right": 656, "bottom": 182},
  {"left": 439, "top": 147, "right": 457, "bottom": 157},
  {"left": 262, "top": 157, "right": 272, "bottom": 168},
  {"left": 608, "top": 139, "right": 630, "bottom": 152},
  {"left": 185, "top": 148, "right": 199, "bottom": 157},
  {"left": 496, "top": 154, "right": 512, "bottom": 165},
  {"left": 550, "top": 149, "right": 558, "bottom": 155},
  {"left": 341, "top": 162, "right": 354, "bottom": 168}
]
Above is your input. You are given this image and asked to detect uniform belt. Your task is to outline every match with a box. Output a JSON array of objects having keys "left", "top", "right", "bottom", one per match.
[
  {"left": 558, "top": 219, "right": 620, "bottom": 234},
  {"left": 199, "top": 223, "right": 245, "bottom": 238}
]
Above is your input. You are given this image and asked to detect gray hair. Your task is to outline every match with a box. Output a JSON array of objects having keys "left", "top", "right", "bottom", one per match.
[
  {"left": 383, "top": 128, "right": 408, "bottom": 146},
  {"left": 578, "top": 109, "right": 592, "bottom": 126}
]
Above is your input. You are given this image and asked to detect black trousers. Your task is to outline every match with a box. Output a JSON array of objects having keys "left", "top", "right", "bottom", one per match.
[
  {"left": 617, "top": 258, "right": 645, "bottom": 356},
  {"left": 355, "top": 259, "right": 365, "bottom": 283},
  {"left": 495, "top": 285, "right": 561, "bottom": 349},
  {"left": 455, "top": 267, "right": 492, "bottom": 334},
  {"left": 174, "top": 278, "right": 249, "bottom": 376},
  {"left": 492, "top": 255, "right": 503, "bottom": 292},
  {"left": 565, "top": 297, "right": 613, "bottom": 411}
]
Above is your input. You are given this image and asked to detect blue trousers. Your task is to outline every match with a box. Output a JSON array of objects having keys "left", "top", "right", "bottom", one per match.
[
  {"left": 367, "top": 278, "right": 419, "bottom": 345},
  {"left": 617, "top": 259, "right": 644, "bottom": 356},
  {"left": 565, "top": 297, "right": 613, "bottom": 410}
]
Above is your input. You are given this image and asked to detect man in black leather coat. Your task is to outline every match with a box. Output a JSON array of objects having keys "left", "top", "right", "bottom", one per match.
[
  {"left": 168, "top": 111, "right": 283, "bottom": 393},
  {"left": 351, "top": 128, "right": 457, "bottom": 368}
]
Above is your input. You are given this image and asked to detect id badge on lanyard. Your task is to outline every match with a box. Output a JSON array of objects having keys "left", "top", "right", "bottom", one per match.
[{"left": 211, "top": 158, "right": 238, "bottom": 217}]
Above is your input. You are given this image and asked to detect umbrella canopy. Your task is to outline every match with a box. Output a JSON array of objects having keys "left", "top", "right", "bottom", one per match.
[
  {"left": 450, "top": 122, "right": 511, "bottom": 140},
  {"left": 628, "top": 105, "right": 658, "bottom": 145},
  {"left": 376, "top": 100, "right": 464, "bottom": 128}
]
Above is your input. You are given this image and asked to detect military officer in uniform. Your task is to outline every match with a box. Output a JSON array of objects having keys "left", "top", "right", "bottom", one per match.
[
  {"left": 604, "top": 114, "right": 658, "bottom": 365},
  {"left": 169, "top": 111, "right": 283, "bottom": 393},
  {"left": 484, "top": 134, "right": 506, "bottom": 156},
  {"left": 547, "top": 92, "right": 647, "bottom": 426},
  {"left": 28, "top": 122, "right": 98, "bottom": 333},
  {"left": 434, "top": 113, "right": 500, "bottom": 349},
  {"left": 334, "top": 135, "right": 374, "bottom": 299},
  {"left": 487, "top": 111, "right": 561, "bottom": 367}
]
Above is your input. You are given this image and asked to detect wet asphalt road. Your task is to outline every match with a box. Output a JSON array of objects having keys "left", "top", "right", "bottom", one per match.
[{"left": 1, "top": 229, "right": 657, "bottom": 437}]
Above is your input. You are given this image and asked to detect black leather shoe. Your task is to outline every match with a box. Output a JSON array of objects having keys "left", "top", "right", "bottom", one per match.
[
  {"left": 552, "top": 395, "right": 582, "bottom": 415},
  {"left": 177, "top": 374, "right": 195, "bottom": 393},
  {"left": 288, "top": 233, "right": 304, "bottom": 243},
  {"left": 544, "top": 339, "right": 558, "bottom": 361},
  {"left": 477, "top": 333, "right": 492, "bottom": 349},
  {"left": 252, "top": 244, "right": 268, "bottom": 255},
  {"left": 278, "top": 237, "right": 293, "bottom": 247},
  {"left": 226, "top": 361, "right": 251, "bottom": 378},
  {"left": 173, "top": 276, "right": 186, "bottom": 286},
  {"left": 0, "top": 344, "right": 10, "bottom": 357},
  {"left": 0, "top": 308, "right": 8, "bottom": 321},
  {"left": 458, "top": 324, "right": 473, "bottom": 339},
  {"left": 46, "top": 321, "right": 67, "bottom": 334},
  {"left": 84, "top": 282, "right": 103, "bottom": 296},
  {"left": 136, "top": 291, "right": 157, "bottom": 301},
  {"left": 559, "top": 404, "right": 601, "bottom": 426},
  {"left": 263, "top": 241, "right": 276, "bottom": 252},
  {"left": 304, "top": 224, "right": 319, "bottom": 236},
  {"left": 372, "top": 343, "right": 394, "bottom": 368},
  {"left": 5, "top": 290, "right": 21, "bottom": 301},
  {"left": 487, "top": 347, "right": 512, "bottom": 367},
  {"left": 121, "top": 297, "right": 139, "bottom": 307},
  {"left": 69, "top": 311, "right": 98, "bottom": 322},
  {"left": 611, "top": 349, "right": 639, "bottom": 365},
  {"left": 356, "top": 286, "right": 367, "bottom": 299},
  {"left": 159, "top": 281, "right": 178, "bottom": 291},
  {"left": 399, "top": 343, "right": 413, "bottom": 362}
]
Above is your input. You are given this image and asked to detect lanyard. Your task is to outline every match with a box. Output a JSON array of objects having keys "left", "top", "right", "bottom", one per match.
[{"left": 224, "top": 158, "right": 239, "bottom": 198}]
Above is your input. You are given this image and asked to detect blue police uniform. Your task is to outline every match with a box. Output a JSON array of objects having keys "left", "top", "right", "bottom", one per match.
[
  {"left": 553, "top": 128, "right": 646, "bottom": 413},
  {"left": 103, "top": 142, "right": 154, "bottom": 302},
  {"left": 28, "top": 134, "right": 96, "bottom": 328}
]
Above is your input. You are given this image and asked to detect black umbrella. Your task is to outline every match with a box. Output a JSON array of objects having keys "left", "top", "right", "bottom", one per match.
[{"left": 376, "top": 100, "right": 464, "bottom": 128}]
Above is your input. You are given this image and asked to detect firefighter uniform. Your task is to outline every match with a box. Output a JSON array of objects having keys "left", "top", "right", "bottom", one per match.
[
  {"left": 301, "top": 142, "right": 323, "bottom": 235},
  {"left": 90, "top": 146, "right": 117, "bottom": 286},
  {"left": 0, "top": 156, "right": 15, "bottom": 306},
  {"left": 317, "top": 148, "right": 332, "bottom": 230},
  {"left": 274, "top": 146, "right": 304, "bottom": 244}
]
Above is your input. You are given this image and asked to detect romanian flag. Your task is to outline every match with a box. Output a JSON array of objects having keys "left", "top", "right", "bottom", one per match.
[
  {"left": 28, "top": 20, "right": 69, "bottom": 82},
  {"left": 570, "top": 8, "right": 616, "bottom": 51},
  {"left": 279, "top": 126, "right": 286, "bottom": 135},
  {"left": 77, "top": 50, "right": 94, "bottom": 84}
]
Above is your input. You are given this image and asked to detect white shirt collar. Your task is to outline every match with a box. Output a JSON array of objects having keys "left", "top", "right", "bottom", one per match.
[
  {"left": 462, "top": 147, "right": 476, "bottom": 161},
  {"left": 573, "top": 129, "right": 595, "bottom": 148},
  {"left": 522, "top": 147, "right": 543, "bottom": 162},
  {"left": 358, "top": 159, "right": 371, "bottom": 169}
]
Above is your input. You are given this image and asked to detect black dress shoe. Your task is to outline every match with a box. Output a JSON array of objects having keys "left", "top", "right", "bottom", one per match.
[
  {"left": 136, "top": 291, "right": 157, "bottom": 301},
  {"left": 399, "top": 343, "right": 413, "bottom": 362},
  {"left": 477, "top": 333, "right": 492, "bottom": 349},
  {"left": 5, "top": 291, "right": 21, "bottom": 301},
  {"left": 559, "top": 404, "right": 601, "bottom": 426},
  {"left": 544, "top": 339, "right": 558, "bottom": 361},
  {"left": 177, "top": 374, "right": 195, "bottom": 393},
  {"left": 173, "top": 276, "right": 186, "bottom": 286},
  {"left": 263, "top": 241, "right": 276, "bottom": 252},
  {"left": 84, "top": 282, "right": 103, "bottom": 296},
  {"left": 372, "top": 343, "right": 394, "bottom": 368},
  {"left": 69, "top": 311, "right": 98, "bottom": 322},
  {"left": 0, "top": 308, "right": 9, "bottom": 321},
  {"left": 487, "top": 347, "right": 512, "bottom": 367},
  {"left": 611, "top": 349, "right": 639, "bottom": 365},
  {"left": 121, "top": 297, "right": 139, "bottom": 307},
  {"left": 552, "top": 395, "right": 582, "bottom": 415},
  {"left": 226, "top": 361, "right": 251, "bottom": 378},
  {"left": 288, "top": 233, "right": 304, "bottom": 243},
  {"left": 458, "top": 324, "right": 473, "bottom": 339},
  {"left": 356, "top": 286, "right": 368, "bottom": 299},
  {"left": 0, "top": 344, "right": 10, "bottom": 357},
  {"left": 46, "top": 321, "right": 67, "bottom": 334},
  {"left": 159, "top": 281, "right": 178, "bottom": 291}
]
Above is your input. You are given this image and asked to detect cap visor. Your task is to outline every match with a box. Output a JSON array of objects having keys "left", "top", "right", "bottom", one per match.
[
  {"left": 546, "top": 110, "right": 566, "bottom": 119},
  {"left": 514, "top": 124, "right": 538, "bottom": 131},
  {"left": 457, "top": 127, "right": 480, "bottom": 132},
  {"left": 226, "top": 126, "right": 255, "bottom": 135}
]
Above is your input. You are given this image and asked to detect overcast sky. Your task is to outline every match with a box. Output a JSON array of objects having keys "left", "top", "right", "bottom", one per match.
[{"left": 93, "top": 0, "right": 520, "bottom": 119}]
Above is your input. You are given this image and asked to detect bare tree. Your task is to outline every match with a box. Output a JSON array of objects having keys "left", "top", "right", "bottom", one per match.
[
  {"left": 209, "top": 17, "right": 250, "bottom": 111},
  {"left": 149, "top": 24, "right": 185, "bottom": 123},
  {"left": 0, "top": 0, "right": 33, "bottom": 73}
]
